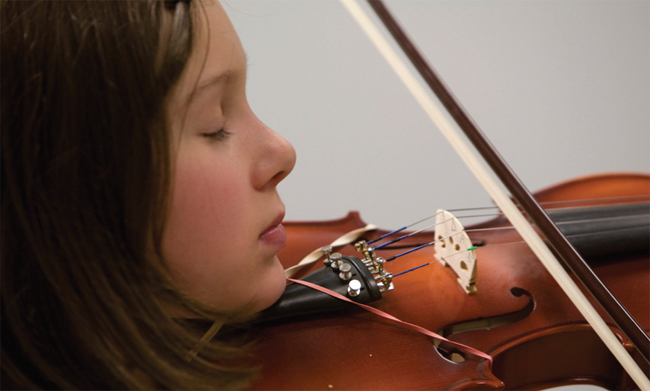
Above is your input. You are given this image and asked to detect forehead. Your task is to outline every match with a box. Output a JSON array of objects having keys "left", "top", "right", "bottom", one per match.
[{"left": 169, "top": 0, "right": 245, "bottom": 110}]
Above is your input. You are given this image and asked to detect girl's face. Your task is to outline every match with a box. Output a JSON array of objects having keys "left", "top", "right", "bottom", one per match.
[{"left": 164, "top": 1, "right": 296, "bottom": 313}]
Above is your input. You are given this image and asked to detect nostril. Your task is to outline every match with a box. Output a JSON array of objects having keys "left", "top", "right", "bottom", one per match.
[{"left": 269, "top": 170, "right": 289, "bottom": 188}]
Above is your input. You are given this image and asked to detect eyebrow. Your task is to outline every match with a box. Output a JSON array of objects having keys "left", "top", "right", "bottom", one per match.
[
  {"left": 187, "top": 70, "right": 237, "bottom": 104},
  {"left": 187, "top": 54, "right": 250, "bottom": 105}
]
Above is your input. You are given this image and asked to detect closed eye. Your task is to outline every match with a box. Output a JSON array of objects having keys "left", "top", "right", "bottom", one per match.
[{"left": 202, "top": 129, "right": 232, "bottom": 142}]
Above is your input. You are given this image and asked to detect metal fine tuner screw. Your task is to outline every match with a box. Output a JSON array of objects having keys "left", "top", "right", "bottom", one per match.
[
  {"left": 347, "top": 279, "right": 361, "bottom": 297},
  {"left": 329, "top": 252, "right": 343, "bottom": 270},
  {"left": 321, "top": 246, "right": 333, "bottom": 265},
  {"left": 338, "top": 262, "right": 352, "bottom": 281}
]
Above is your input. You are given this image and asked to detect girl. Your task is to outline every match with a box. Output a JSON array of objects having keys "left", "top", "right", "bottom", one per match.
[{"left": 1, "top": 0, "right": 296, "bottom": 389}]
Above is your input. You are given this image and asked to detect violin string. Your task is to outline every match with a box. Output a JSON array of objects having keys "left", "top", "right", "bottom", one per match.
[
  {"left": 372, "top": 215, "right": 534, "bottom": 251},
  {"left": 475, "top": 223, "right": 649, "bottom": 247},
  {"left": 384, "top": 219, "right": 648, "bottom": 276},
  {"left": 383, "top": 231, "right": 467, "bottom": 262},
  {"left": 368, "top": 195, "right": 650, "bottom": 244},
  {"left": 367, "top": 211, "right": 440, "bottom": 244},
  {"left": 450, "top": 203, "right": 650, "bottom": 221},
  {"left": 391, "top": 262, "right": 430, "bottom": 278},
  {"left": 378, "top": 212, "right": 648, "bottom": 256},
  {"left": 448, "top": 195, "right": 649, "bottom": 214},
  {"left": 402, "top": 214, "right": 649, "bottom": 257},
  {"left": 462, "top": 212, "right": 650, "bottom": 233},
  {"left": 373, "top": 209, "right": 649, "bottom": 250},
  {"left": 388, "top": 236, "right": 481, "bottom": 278},
  {"left": 388, "top": 240, "right": 475, "bottom": 277},
  {"left": 374, "top": 221, "right": 439, "bottom": 249},
  {"left": 373, "top": 212, "right": 494, "bottom": 250},
  {"left": 379, "top": 198, "right": 649, "bottom": 278},
  {"left": 366, "top": 198, "right": 648, "bottom": 266},
  {"left": 386, "top": 240, "right": 520, "bottom": 279},
  {"left": 475, "top": 240, "right": 526, "bottom": 248},
  {"left": 447, "top": 205, "right": 501, "bottom": 213},
  {"left": 372, "top": 212, "right": 501, "bottom": 250},
  {"left": 464, "top": 226, "right": 518, "bottom": 233},
  {"left": 534, "top": 194, "right": 650, "bottom": 207},
  {"left": 384, "top": 240, "right": 436, "bottom": 262},
  {"left": 367, "top": 206, "right": 545, "bottom": 248},
  {"left": 553, "top": 213, "right": 650, "bottom": 226}
]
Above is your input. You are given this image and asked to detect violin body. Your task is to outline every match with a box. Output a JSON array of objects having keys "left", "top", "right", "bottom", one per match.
[{"left": 250, "top": 173, "right": 650, "bottom": 390}]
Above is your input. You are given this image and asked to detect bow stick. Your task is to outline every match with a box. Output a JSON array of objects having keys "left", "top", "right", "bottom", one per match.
[{"left": 340, "top": 0, "right": 650, "bottom": 388}]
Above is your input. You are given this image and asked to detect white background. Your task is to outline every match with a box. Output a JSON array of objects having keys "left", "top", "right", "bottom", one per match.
[{"left": 225, "top": 0, "right": 649, "bottom": 230}]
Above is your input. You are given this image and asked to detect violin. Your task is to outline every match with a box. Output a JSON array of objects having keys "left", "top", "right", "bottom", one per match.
[
  {"left": 251, "top": 172, "right": 649, "bottom": 390},
  {"left": 239, "top": 1, "right": 649, "bottom": 389}
]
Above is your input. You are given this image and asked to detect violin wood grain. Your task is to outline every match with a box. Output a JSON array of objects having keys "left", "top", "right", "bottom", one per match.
[{"left": 250, "top": 173, "right": 650, "bottom": 390}]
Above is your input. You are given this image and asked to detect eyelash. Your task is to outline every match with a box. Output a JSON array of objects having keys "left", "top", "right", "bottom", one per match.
[{"left": 202, "top": 128, "right": 231, "bottom": 142}]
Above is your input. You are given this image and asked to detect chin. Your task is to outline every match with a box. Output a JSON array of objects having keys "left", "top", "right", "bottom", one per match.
[{"left": 253, "top": 256, "right": 288, "bottom": 312}]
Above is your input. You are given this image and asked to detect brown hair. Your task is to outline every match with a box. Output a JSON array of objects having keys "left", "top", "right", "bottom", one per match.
[{"left": 1, "top": 0, "right": 254, "bottom": 388}]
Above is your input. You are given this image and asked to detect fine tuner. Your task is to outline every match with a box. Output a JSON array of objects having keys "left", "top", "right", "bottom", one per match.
[
  {"left": 257, "top": 248, "right": 391, "bottom": 324},
  {"left": 258, "top": 200, "right": 649, "bottom": 324},
  {"left": 258, "top": 209, "right": 479, "bottom": 323}
]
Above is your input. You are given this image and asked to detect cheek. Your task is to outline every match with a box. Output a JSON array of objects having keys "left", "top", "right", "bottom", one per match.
[
  {"left": 171, "top": 159, "right": 243, "bottom": 239},
  {"left": 161, "top": 148, "right": 286, "bottom": 312},
  {"left": 162, "top": 156, "right": 248, "bottom": 291}
]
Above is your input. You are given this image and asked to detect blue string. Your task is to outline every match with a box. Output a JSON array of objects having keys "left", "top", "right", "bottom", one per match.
[
  {"left": 385, "top": 242, "right": 435, "bottom": 262},
  {"left": 374, "top": 232, "right": 411, "bottom": 250},
  {"left": 392, "top": 262, "right": 430, "bottom": 278},
  {"left": 367, "top": 226, "right": 407, "bottom": 245}
]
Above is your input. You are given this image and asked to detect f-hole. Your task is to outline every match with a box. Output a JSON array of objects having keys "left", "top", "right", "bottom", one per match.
[{"left": 434, "top": 287, "right": 535, "bottom": 363}]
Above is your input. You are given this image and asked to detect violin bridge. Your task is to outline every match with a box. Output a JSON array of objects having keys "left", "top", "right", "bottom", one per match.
[{"left": 434, "top": 209, "right": 478, "bottom": 295}]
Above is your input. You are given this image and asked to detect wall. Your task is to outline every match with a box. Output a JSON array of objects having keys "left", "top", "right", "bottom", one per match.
[{"left": 224, "top": 0, "right": 649, "bottom": 230}]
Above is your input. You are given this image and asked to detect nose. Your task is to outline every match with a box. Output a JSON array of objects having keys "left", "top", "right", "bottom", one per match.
[{"left": 252, "top": 123, "right": 296, "bottom": 191}]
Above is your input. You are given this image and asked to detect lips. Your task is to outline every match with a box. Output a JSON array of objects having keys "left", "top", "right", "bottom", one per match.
[{"left": 259, "top": 212, "right": 287, "bottom": 249}]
